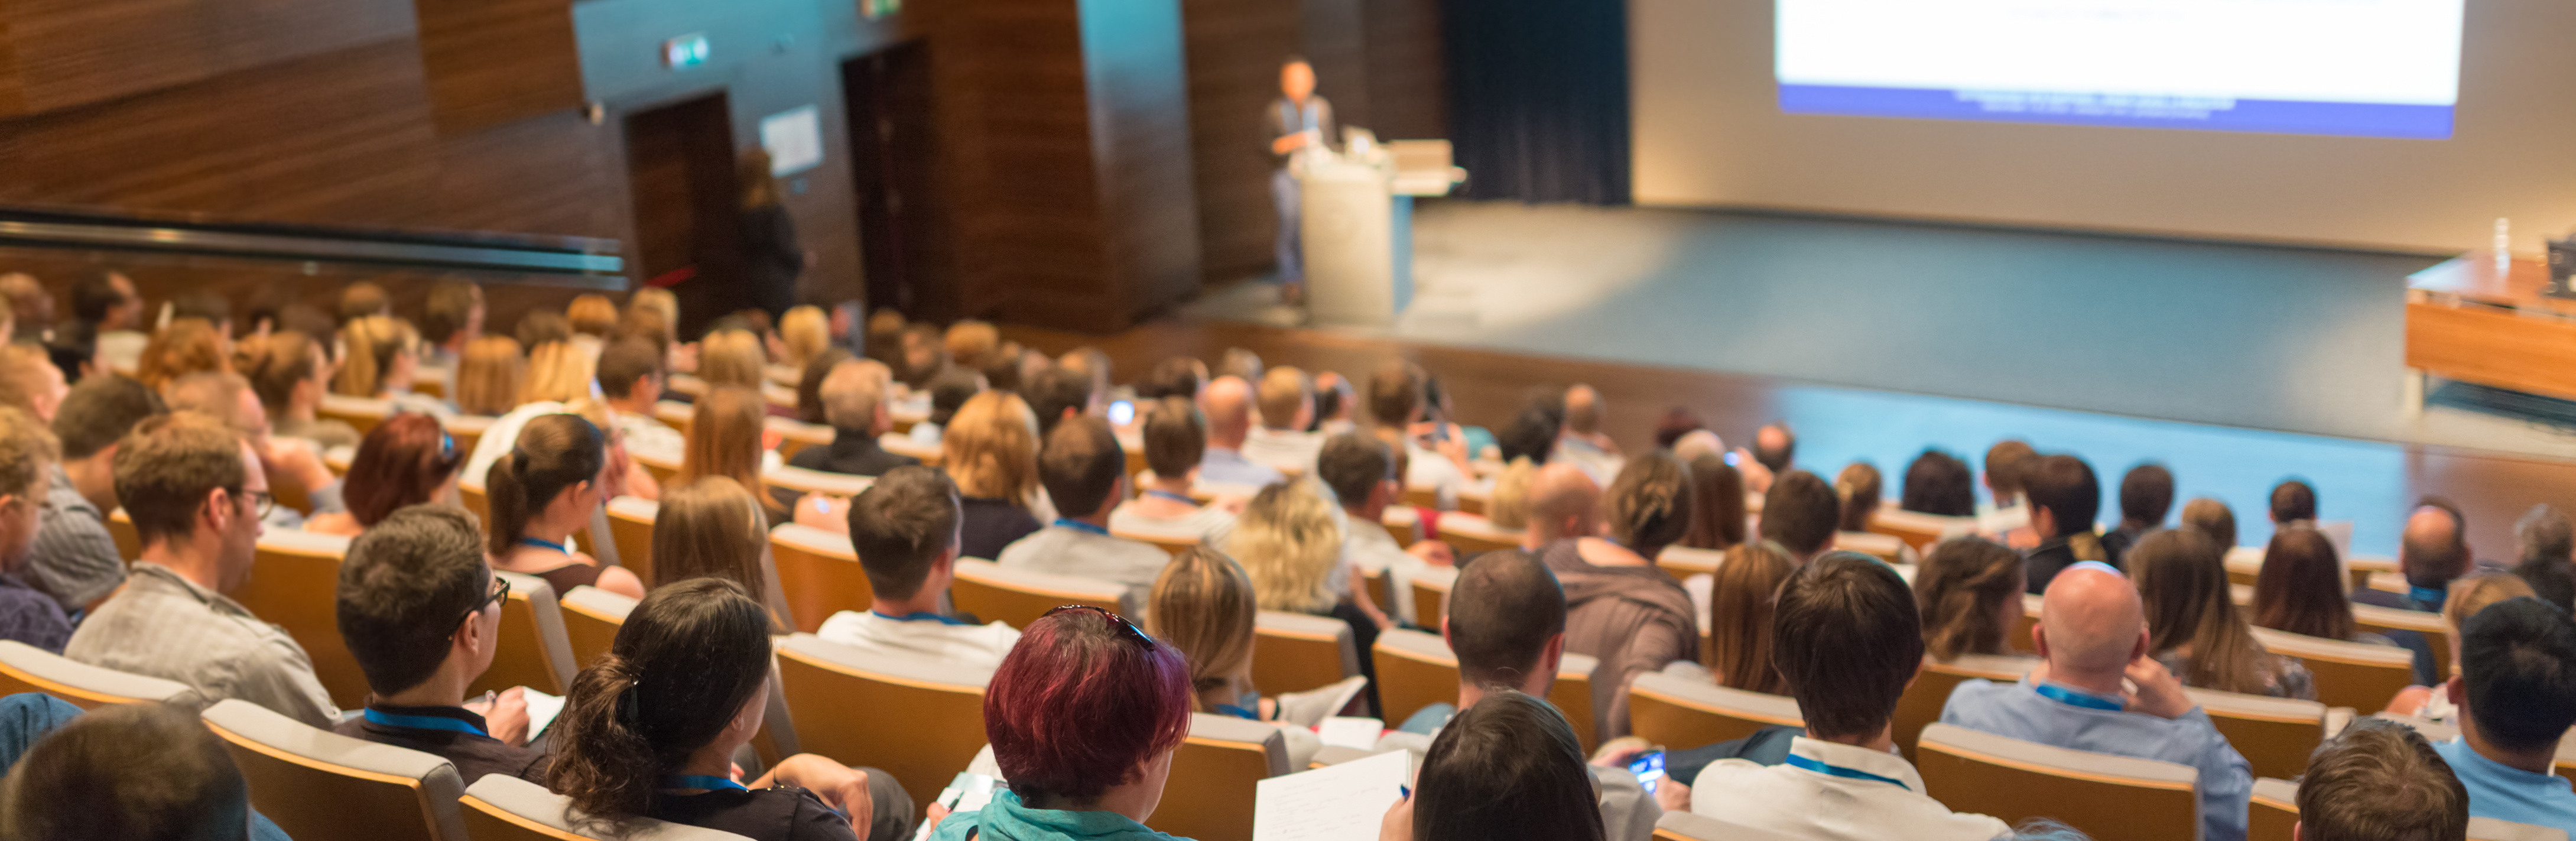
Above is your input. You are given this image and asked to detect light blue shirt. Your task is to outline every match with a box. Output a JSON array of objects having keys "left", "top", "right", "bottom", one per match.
[
  {"left": 2434, "top": 736, "right": 2576, "bottom": 834},
  {"left": 1941, "top": 677, "right": 2251, "bottom": 841},
  {"left": 1197, "top": 446, "right": 1285, "bottom": 488},
  {"left": 930, "top": 790, "right": 1184, "bottom": 841}
]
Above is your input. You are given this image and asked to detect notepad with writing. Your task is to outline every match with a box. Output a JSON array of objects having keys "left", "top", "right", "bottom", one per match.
[{"left": 1252, "top": 748, "right": 1409, "bottom": 841}]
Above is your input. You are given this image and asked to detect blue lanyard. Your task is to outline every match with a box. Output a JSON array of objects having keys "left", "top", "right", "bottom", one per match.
[
  {"left": 1145, "top": 490, "right": 1198, "bottom": 505},
  {"left": 517, "top": 537, "right": 568, "bottom": 553},
  {"left": 2035, "top": 683, "right": 2125, "bottom": 712},
  {"left": 2411, "top": 586, "right": 2447, "bottom": 608},
  {"left": 664, "top": 775, "right": 749, "bottom": 793},
  {"left": 363, "top": 708, "right": 488, "bottom": 737},
  {"left": 1216, "top": 703, "right": 1261, "bottom": 720},
  {"left": 1053, "top": 518, "right": 1110, "bottom": 537},
  {"left": 1784, "top": 754, "right": 1911, "bottom": 791},
  {"left": 874, "top": 611, "right": 973, "bottom": 626}
]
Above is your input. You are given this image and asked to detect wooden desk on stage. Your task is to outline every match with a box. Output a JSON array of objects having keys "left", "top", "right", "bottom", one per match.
[{"left": 2406, "top": 255, "right": 2576, "bottom": 401}]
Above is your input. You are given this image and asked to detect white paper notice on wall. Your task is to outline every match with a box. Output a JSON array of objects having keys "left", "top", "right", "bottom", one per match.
[{"left": 761, "top": 106, "right": 824, "bottom": 177}]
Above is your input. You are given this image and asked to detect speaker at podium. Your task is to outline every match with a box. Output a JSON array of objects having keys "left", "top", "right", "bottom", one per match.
[{"left": 1298, "top": 131, "right": 1465, "bottom": 326}]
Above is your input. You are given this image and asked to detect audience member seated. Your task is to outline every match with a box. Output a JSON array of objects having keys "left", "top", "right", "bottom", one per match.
[
  {"left": 238, "top": 330, "right": 359, "bottom": 450},
  {"left": 1110, "top": 397, "right": 1239, "bottom": 542},
  {"left": 0, "top": 343, "right": 67, "bottom": 423},
  {"left": 778, "top": 306, "right": 831, "bottom": 372},
  {"left": 485, "top": 413, "right": 645, "bottom": 599},
  {"left": 453, "top": 335, "right": 525, "bottom": 417},
  {"left": 1316, "top": 432, "right": 1453, "bottom": 626},
  {"left": 2019, "top": 454, "right": 2107, "bottom": 592},
  {"left": 1371, "top": 548, "right": 1659, "bottom": 839},
  {"left": 0, "top": 407, "right": 70, "bottom": 652},
  {"left": 165, "top": 371, "right": 347, "bottom": 531},
  {"left": 0, "top": 700, "right": 273, "bottom": 841},
  {"left": 1901, "top": 449, "right": 1977, "bottom": 517},
  {"left": 340, "top": 281, "right": 394, "bottom": 323},
  {"left": 29, "top": 375, "right": 160, "bottom": 614},
  {"left": 550, "top": 578, "right": 912, "bottom": 841},
  {"left": 908, "top": 367, "right": 982, "bottom": 446},
  {"left": 2386, "top": 573, "right": 2536, "bottom": 725},
  {"left": 337, "top": 314, "right": 447, "bottom": 417},
  {"left": 71, "top": 271, "right": 147, "bottom": 376},
  {"left": 1231, "top": 482, "right": 1389, "bottom": 697},
  {"left": 65, "top": 412, "right": 345, "bottom": 726},
  {"left": 1552, "top": 384, "right": 1624, "bottom": 483},
  {"left": 137, "top": 318, "right": 230, "bottom": 397},
  {"left": 1685, "top": 554, "right": 2013, "bottom": 840},
  {"left": 895, "top": 325, "right": 948, "bottom": 392},
  {"left": 460, "top": 337, "right": 593, "bottom": 486},
  {"left": 1388, "top": 689, "right": 1609, "bottom": 841},
  {"left": 2359, "top": 504, "right": 2478, "bottom": 686},
  {"left": 1915, "top": 536, "right": 2027, "bottom": 664},
  {"left": 1758, "top": 469, "right": 1839, "bottom": 563},
  {"left": 2271, "top": 479, "right": 2319, "bottom": 530},
  {"left": 333, "top": 504, "right": 544, "bottom": 783},
  {"left": 2133, "top": 528, "right": 2314, "bottom": 699},
  {"left": 2103, "top": 463, "right": 2172, "bottom": 566},
  {"left": 682, "top": 387, "right": 788, "bottom": 517},
  {"left": 596, "top": 335, "right": 683, "bottom": 458},
  {"left": 791, "top": 360, "right": 917, "bottom": 478},
  {"left": 924, "top": 605, "right": 1190, "bottom": 841},
  {"left": 944, "top": 391, "right": 1045, "bottom": 560},
  {"left": 1145, "top": 545, "right": 1324, "bottom": 767},
  {"left": 1240, "top": 366, "right": 1323, "bottom": 475},
  {"left": 1983, "top": 439, "right": 2036, "bottom": 509},
  {"left": 1485, "top": 457, "right": 1538, "bottom": 531},
  {"left": 2253, "top": 526, "right": 2393, "bottom": 645},
  {"left": 1542, "top": 452, "right": 1697, "bottom": 739},
  {"left": 1195, "top": 375, "right": 1283, "bottom": 489},
  {"left": 2511, "top": 504, "right": 2575, "bottom": 612},
  {"left": 818, "top": 466, "right": 1020, "bottom": 667},
  {"left": 698, "top": 328, "right": 769, "bottom": 392},
  {"left": 303, "top": 413, "right": 463, "bottom": 537},
  {"left": 1733, "top": 421, "right": 1795, "bottom": 496},
  {"left": 652, "top": 476, "right": 782, "bottom": 624},
  {"left": 1680, "top": 453, "right": 1746, "bottom": 550},
  {"left": 1940, "top": 563, "right": 2252, "bottom": 841},
  {"left": 1311, "top": 370, "right": 1357, "bottom": 436},
  {"left": 1017, "top": 369, "right": 1088, "bottom": 441},
  {"left": 514, "top": 309, "right": 570, "bottom": 355},
  {"left": 2184, "top": 496, "right": 2239, "bottom": 550},
  {"left": 998, "top": 417, "right": 1168, "bottom": 599},
  {"left": 793, "top": 348, "right": 855, "bottom": 425},
  {"left": 1833, "top": 461, "right": 1880, "bottom": 533},
  {"left": 1682, "top": 540, "right": 1796, "bottom": 694},
  {"left": 418, "top": 280, "right": 483, "bottom": 372},
  {"left": 2295, "top": 717, "right": 2468, "bottom": 841},
  {"left": 1369, "top": 362, "right": 1473, "bottom": 507},
  {"left": 2427, "top": 597, "right": 2576, "bottom": 835},
  {"left": 943, "top": 320, "right": 999, "bottom": 372}
]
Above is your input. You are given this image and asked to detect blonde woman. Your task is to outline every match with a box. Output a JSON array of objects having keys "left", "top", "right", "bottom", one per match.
[
  {"left": 945, "top": 391, "right": 1045, "bottom": 560},
  {"left": 778, "top": 306, "right": 830, "bottom": 371},
  {"left": 517, "top": 339, "right": 595, "bottom": 406},
  {"left": 335, "top": 315, "right": 447, "bottom": 417},
  {"left": 1148, "top": 545, "right": 1322, "bottom": 768},
  {"left": 1230, "top": 479, "right": 1393, "bottom": 641},
  {"left": 680, "top": 387, "right": 784, "bottom": 518},
  {"left": 651, "top": 476, "right": 786, "bottom": 629},
  {"left": 697, "top": 329, "right": 766, "bottom": 390},
  {"left": 453, "top": 336, "right": 525, "bottom": 417},
  {"left": 1485, "top": 457, "right": 1538, "bottom": 531}
]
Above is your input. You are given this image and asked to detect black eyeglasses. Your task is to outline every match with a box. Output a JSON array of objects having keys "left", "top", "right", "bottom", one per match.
[
  {"left": 452, "top": 575, "right": 512, "bottom": 632},
  {"left": 242, "top": 490, "right": 276, "bottom": 521},
  {"left": 1043, "top": 605, "right": 1154, "bottom": 648}
]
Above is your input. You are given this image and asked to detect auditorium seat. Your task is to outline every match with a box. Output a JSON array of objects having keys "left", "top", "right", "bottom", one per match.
[
  {"left": 1655, "top": 545, "right": 1724, "bottom": 581},
  {"left": 764, "top": 464, "right": 876, "bottom": 499},
  {"left": 2222, "top": 547, "right": 2393, "bottom": 592},
  {"left": 1369, "top": 627, "right": 1600, "bottom": 753},
  {"left": 318, "top": 394, "right": 395, "bottom": 437},
  {"left": 1435, "top": 512, "right": 1520, "bottom": 556},
  {"left": 324, "top": 446, "right": 355, "bottom": 476},
  {"left": 768, "top": 523, "right": 873, "bottom": 634},
  {"left": 1832, "top": 530, "right": 1909, "bottom": 563},
  {"left": 0, "top": 639, "right": 200, "bottom": 709},
  {"left": 1865, "top": 507, "right": 1976, "bottom": 553},
  {"left": 2350, "top": 602, "right": 2450, "bottom": 681},
  {"left": 1408, "top": 563, "right": 1456, "bottom": 629},
  {"left": 1251, "top": 611, "right": 1357, "bottom": 697},
  {"left": 1652, "top": 811, "right": 1804, "bottom": 841},
  {"left": 764, "top": 416, "right": 833, "bottom": 460},
  {"left": 1915, "top": 722, "right": 2199, "bottom": 841},
  {"left": 457, "top": 481, "right": 490, "bottom": 535},
  {"left": 2014, "top": 593, "right": 2044, "bottom": 653},
  {"left": 108, "top": 507, "right": 140, "bottom": 561},
  {"left": 2184, "top": 687, "right": 2344, "bottom": 781},
  {"left": 1113, "top": 525, "right": 1201, "bottom": 557},
  {"left": 1455, "top": 480, "right": 1492, "bottom": 517},
  {"left": 467, "top": 572, "right": 578, "bottom": 698},
  {"left": 462, "top": 774, "right": 752, "bottom": 841},
  {"left": 202, "top": 699, "right": 468, "bottom": 841},
  {"left": 603, "top": 496, "right": 658, "bottom": 586},
  {"left": 1893, "top": 654, "right": 2035, "bottom": 761},
  {"left": 763, "top": 382, "right": 799, "bottom": 410},
  {"left": 1627, "top": 671, "right": 1804, "bottom": 751},
  {"left": 654, "top": 400, "right": 696, "bottom": 433},
  {"left": 1148, "top": 713, "right": 1290, "bottom": 841},
  {"left": 1359, "top": 568, "right": 1391, "bottom": 619},
  {"left": 229, "top": 530, "right": 364, "bottom": 707},
  {"left": 1380, "top": 505, "right": 1423, "bottom": 544},
  {"left": 558, "top": 586, "right": 636, "bottom": 672},
  {"left": 775, "top": 634, "right": 993, "bottom": 810},
  {"left": 666, "top": 375, "right": 708, "bottom": 398},
  {"left": 950, "top": 557, "right": 1125, "bottom": 631},
  {"left": 2250, "top": 627, "right": 2415, "bottom": 712},
  {"left": 881, "top": 433, "right": 943, "bottom": 466},
  {"left": 631, "top": 447, "right": 681, "bottom": 484}
]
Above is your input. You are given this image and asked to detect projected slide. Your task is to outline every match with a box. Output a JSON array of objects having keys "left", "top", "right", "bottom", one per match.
[{"left": 1775, "top": 0, "right": 2464, "bottom": 139}]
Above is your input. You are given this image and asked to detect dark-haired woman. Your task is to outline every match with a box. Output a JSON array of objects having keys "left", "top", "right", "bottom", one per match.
[
  {"left": 548, "top": 578, "right": 911, "bottom": 841},
  {"left": 1543, "top": 452, "right": 1697, "bottom": 741},
  {"left": 2135, "top": 528, "right": 2313, "bottom": 699},
  {"left": 1379, "top": 689, "right": 1606, "bottom": 841},
  {"left": 486, "top": 414, "right": 645, "bottom": 599},
  {"left": 927, "top": 606, "right": 1197, "bottom": 841}
]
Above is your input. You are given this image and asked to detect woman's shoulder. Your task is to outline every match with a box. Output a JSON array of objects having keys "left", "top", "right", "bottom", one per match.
[{"left": 774, "top": 787, "right": 862, "bottom": 841}]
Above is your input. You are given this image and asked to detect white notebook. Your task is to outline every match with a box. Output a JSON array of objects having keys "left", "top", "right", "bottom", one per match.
[{"left": 1252, "top": 749, "right": 1409, "bottom": 841}]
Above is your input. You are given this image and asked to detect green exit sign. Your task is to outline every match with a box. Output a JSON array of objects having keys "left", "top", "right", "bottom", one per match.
[{"left": 663, "top": 34, "right": 710, "bottom": 69}]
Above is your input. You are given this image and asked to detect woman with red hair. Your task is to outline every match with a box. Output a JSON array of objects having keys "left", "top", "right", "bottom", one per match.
[
  {"left": 304, "top": 413, "right": 464, "bottom": 536},
  {"left": 927, "top": 606, "right": 1197, "bottom": 840}
]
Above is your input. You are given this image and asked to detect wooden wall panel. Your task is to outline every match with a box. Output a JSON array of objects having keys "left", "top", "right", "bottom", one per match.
[
  {"left": 1179, "top": 0, "right": 1301, "bottom": 285},
  {"left": 0, "top": 0, "right": 415, "bottom": 118},
  {"left": 1079, "top": 0, "right": 1202, "bottom": 326},
  {"left": 933, "top": 0, "right": 1109, "bottom": 323},
  {"left": 1361, "top": 0, "right": 1445, "bottom": 141},
  {"left": 1300, "top": 0, "right": 1372, "bottom": 131},
  {"left": 415, "top": 0, "right": 586, "bottom": 134},
  {"left": 432, "top": 110, "right": 631, "bottom": 242}
]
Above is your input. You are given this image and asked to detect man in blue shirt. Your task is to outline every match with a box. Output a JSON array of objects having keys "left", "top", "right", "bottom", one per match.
[
  {"left": 2429, "top": 596, "right": 2576, "bottom": 834},
  {"left": 1195, "top": 376, "right": 1285, "bottom": 490},
  {"left": 1941, "top": 562, "right": 2253, "bottom": 841},
  {"left": 2354, "top": 503, "right": 2476, "bottom": 686}
]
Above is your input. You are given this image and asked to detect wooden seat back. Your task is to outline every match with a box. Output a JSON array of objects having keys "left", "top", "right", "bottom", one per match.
[
  {"left": 203, "top": 699, "right": 467, "bottom": 841},
  {"left": 1916, "top": 723, "right": 2200, "bottom": 841},
  {"left": 1627, "top": 671, "right": 1804, "bottom": 751},
  {"left": 775, "top": 635, "right": 993, "bottom": 810},
  {"left": 769, "top": 524, "right": 873, "bottom": 634},
  {"left": 1893, "top": 654, "right": 2033, "bottom": 761},
  {"left": 950, "top": 557, "right": 1123, "bottom": 631}
]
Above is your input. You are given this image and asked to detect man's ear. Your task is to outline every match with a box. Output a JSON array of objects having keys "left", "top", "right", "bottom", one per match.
[
  {"left": 2032, "top": 623, "right": 2051, "bottom": 660},
  {"left": 2131, "top": 626, "right": 2152, "bottom": 662},
  {"left": 2447, "top": 674, "right": 2466, "bottom": 707}
]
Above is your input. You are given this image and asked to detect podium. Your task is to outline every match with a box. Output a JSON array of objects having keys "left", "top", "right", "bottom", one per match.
[{"left": 1299, "top": 136, "right": 1463, "bottom": 326}]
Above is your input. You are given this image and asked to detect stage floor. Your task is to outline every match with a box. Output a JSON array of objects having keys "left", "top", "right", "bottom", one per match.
[{"left": 1188, "top": 201, "right": 2576, "bottom": 462}]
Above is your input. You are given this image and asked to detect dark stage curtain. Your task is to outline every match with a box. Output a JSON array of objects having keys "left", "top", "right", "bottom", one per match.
[{"left": 1443, "top": 0, "right": 1630, "bottom": 204}]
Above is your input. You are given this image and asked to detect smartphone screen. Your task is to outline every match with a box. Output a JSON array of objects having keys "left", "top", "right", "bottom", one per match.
[
  {"left": 1107, "top": 400, "right": 1136, "bottom": 426},
  {"left": 1627, "top": 751, "right": 1667, "bottom": 794},
  {"left": 1723, "top": 450, "right": 1740, "bottom": 467}
]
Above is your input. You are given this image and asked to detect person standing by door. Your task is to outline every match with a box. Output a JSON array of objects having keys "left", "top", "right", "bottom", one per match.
[
  {"left": 738, "top": 148, "right": 807, "bottom": 322},
  {"left": 1268, "top": 57, "right": 1334, "bottom": 307}
]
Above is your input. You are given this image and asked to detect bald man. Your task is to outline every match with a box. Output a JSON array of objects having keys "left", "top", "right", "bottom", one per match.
[
  {"left": 1196, "top": 375, "right": 1284, "bottom": 489},
  {"left": 1552, "top": 384, "right": 1624, "bottom": 484},
  {"left": 1940, "top": 564, "right": 2252, "bottom": 841},
  {"left": 1241, "top": 366, "right": 1324, "bottom": 475},
  {"left": 2354, "top": 504, "right": 2478, "bottom": 685},
  {"left": 1734, "top": 422, "right": 1794, "bottom": 495},
  {"left": 1516, "top": 462, "right": 1601, "bottom": 552}
]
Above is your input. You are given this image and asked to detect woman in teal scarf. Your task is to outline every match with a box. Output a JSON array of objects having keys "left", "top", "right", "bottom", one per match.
[{"left": 930, "top": 606, "right": 1198, "bottom": 841}]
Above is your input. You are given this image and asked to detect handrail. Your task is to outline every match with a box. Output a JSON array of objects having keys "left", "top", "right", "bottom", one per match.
[{"left": 0, "top": 205, "right": 622, "bottom": 282}]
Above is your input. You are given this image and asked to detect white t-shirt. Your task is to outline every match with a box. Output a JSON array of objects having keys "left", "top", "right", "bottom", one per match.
[
  {"left": 1341, "top": 521, "right": 1424, "bottom": 625},
  {"left": 1691, "top": 736, "right": 2012, "bottom": 841},
  {"left": 814, "top": 609, "right": 1021, "bottom": 671},
  {"left": 1108, "top": 501, "right": 1237, "bottom": 545}
]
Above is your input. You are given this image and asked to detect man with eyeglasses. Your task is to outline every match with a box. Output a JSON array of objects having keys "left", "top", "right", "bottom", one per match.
[
  {"left": 332, "top": 504, "right": 547, "bottom": 783},
  {"left": 64, "top": 411, "right": 345, "bottom": 728}
]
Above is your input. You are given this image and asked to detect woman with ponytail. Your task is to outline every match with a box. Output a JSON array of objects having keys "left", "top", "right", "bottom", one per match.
[
  {"left": 549, "top": 577, "right": 911, "bottom": 840},
  {"left": 486, "top": 413, "right": 645, "bottom": 599},
  {"left": 335, "top": 315, "right": 448, "bottom": 417}
]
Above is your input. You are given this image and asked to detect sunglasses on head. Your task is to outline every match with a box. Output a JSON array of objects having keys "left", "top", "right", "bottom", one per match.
[{"left": 1042, "top": 605, "right": 1154, "bottom": 649}]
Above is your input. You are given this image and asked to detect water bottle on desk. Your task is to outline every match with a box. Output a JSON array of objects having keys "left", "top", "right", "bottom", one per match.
[{"left": 2494, "top": 217, "right": 2513, "bottom": 272}]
